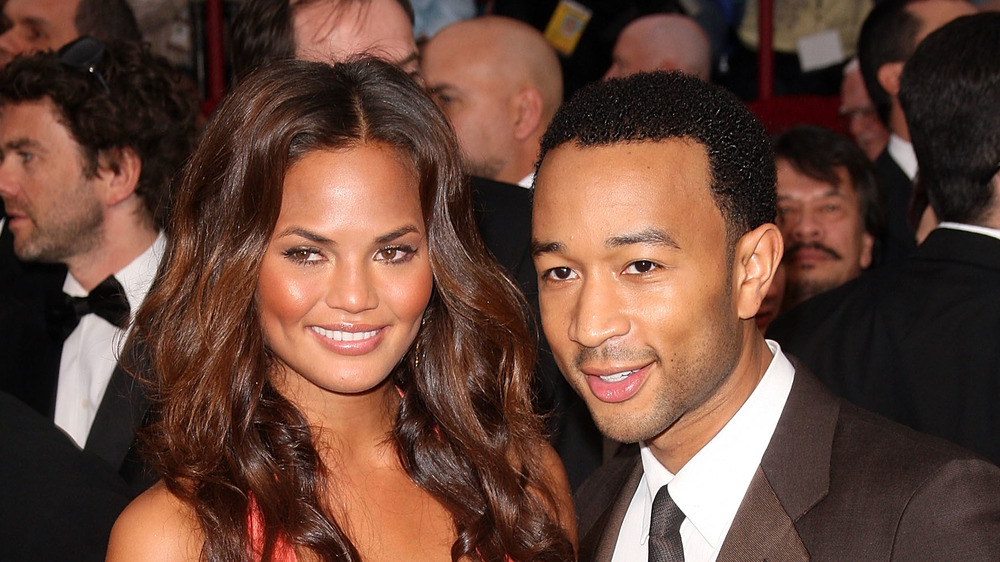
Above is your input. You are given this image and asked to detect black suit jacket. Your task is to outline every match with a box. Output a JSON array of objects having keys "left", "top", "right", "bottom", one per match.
[
  {"left": 470, "top": 176, "right": 603, "bottom": 489},
  {"left": 769, "top": 228, "right": 1000, "bottom": 464},
  {"left": 0, "top": 391, "right": 132, "bottom": 562},
  {"left": 574, "top": 369, "right": 1000, "bottom": 561},
  {"left": 874, "top": 148, "right": 917, "bottom": 265},
  {"left": 0, "top": 220, "right": 153, "bottom": 493}
]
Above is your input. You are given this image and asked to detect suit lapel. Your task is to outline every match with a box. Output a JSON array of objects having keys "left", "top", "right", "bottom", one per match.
[
  {"left": 718, "top": 367, "right": 841, "bottom": 561},
  {"left": 578, "top": 457, "right": 644, "bottom": 562},
  {"left": 85, "top": 363, "right": 148, "bottom": 472},
  {"left": 718, "top": 467, "right": 809, "bottom": 561}
]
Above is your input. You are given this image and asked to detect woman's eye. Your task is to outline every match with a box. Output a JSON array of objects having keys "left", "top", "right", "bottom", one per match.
[
  {"left": 376, "top": 245, "right": 416, "bottom": 263},
  {"left": 284, "top": 248, "right": 321, "bottom": 263}
]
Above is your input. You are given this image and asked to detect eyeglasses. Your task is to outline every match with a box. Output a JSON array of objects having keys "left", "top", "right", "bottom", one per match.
[{"left": 57, "top": 36, "right": 110, "bottom": 94}]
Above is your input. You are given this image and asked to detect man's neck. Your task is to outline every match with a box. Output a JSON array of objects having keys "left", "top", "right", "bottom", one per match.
[
  {"left": 647, "top": 331, "right": 773, "bottom": 473},
  {"left": 66, "top": 222, "right": 158, "bottom": 292}
]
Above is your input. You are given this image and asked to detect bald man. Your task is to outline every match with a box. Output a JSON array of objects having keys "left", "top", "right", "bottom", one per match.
[
  {"left": 422, "top": 16, "right": 563, "bottom": 187},
  {"left": 604, "top": 13, "right": 712, "bottom": 81}
]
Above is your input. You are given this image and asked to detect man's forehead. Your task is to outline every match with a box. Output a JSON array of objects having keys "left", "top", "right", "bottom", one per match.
[{"left": 292, "top": 0, "right": 416, "bottom": 64}]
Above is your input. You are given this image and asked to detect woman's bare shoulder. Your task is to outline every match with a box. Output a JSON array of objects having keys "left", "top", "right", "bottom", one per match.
[{"left": 106, "top": 481, "right": 203, "bottom": 562}]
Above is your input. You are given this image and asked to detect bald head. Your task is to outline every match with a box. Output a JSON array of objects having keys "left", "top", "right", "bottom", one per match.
[
  {"left": 605, "top": 14, "right": 712, "bottom": 81},
  {"left": 422, "top": 16, "right": 563, "bottom": 184}
]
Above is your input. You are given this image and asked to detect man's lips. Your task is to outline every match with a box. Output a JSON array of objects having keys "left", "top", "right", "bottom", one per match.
[{"left": 582, "top": 363, "right": 653, "bottom": 403}]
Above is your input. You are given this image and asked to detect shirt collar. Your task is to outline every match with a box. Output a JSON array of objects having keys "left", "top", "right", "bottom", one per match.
[
  {"left": 517, "top": 172, "right": 535, "bottom": 189},
  {"left": 64, "top": 231, "right": 166, "bottom": 320},
  {"left": 887, "top": 134, "right": 918, "bottom": 180},
  {"left": 936, "top": 221, "right": 1000, "bottom": 242},
  {"left": 637, "top": 341, "right": 795, "bottom": 549}
]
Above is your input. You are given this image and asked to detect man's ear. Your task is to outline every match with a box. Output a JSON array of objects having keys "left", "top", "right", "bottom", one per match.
[
  {"left": 734, "top": 223, "right": 784, "bottom": 320},
  {"left": 860, "top": 231, "right": 875, "bottom": 269},
  {"left": 877, "top": 61, "right": 904, "bottom": 97},
  {"left": 512, "top": 87, "right": 544, "bottom": 141},
  {"left": 96, "top": 147, "right": 142, "bottom": 207}
]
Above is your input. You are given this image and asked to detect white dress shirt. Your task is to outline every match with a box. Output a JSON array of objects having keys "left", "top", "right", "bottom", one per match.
[
  {"left": 611, "top": 341, "right": 796, "bottom": 562},
  {"left": 517, "top": 172, "right": 535, "bottom": 189},
  {"left": 53, "top": 232, "right": 165, "bottom": 448},
  {"left": 887, "top": 133, "right": 918, "bottom": 181}
]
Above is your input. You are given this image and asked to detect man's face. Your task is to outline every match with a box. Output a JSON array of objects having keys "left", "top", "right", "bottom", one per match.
[
  {"left": 840, "top": 66, "right": 888, "bottom": 161},
  {"left": 0, "top": 99, "right": 103, "bottom": 263},
  {"left": 293, "top": 0, "right": 419, "bottom": 77},
  {"left": 0, "top": 0, "right": 81, "bottom": 66},
  {"left": 532, "top": 139, "right": 746, "bottom": 445},
  {"left": 422, "top": 28, "right": 516, "bottom": 181},
  {"left": 776, "top": 160, "right": 873, "bottom": 304}
]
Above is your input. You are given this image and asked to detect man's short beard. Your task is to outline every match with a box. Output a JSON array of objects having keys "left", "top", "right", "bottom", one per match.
[{"left": 15, "top": 201, "right": 104, "bottom": 265}]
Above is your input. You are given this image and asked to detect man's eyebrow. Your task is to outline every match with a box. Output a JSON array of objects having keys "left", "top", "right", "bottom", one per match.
[
  {"left": 531, "top": 240, "right": 564, "bottom": 257},
  {"left": 2, "top": 138, "right": 44, "bottom": 152},
  {"left": 606, "top": 228, "right": 680, "bottom": 249}
]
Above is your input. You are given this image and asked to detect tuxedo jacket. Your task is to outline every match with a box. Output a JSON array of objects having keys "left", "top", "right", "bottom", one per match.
[
  {"left": 574, "top": 370, "right": 1000, "bottom": 561},
  {"left": 0, "top": 222, "right": 153, "bottom": 494},
  {"left": 873, "top": 148, "right": 916, "bottom": 265},
  {"left": 769, "top": 228, "right": 1000, "bottom": 465},
  {"left": 470, "top": 176, "right": 603, "bottom": 488}
]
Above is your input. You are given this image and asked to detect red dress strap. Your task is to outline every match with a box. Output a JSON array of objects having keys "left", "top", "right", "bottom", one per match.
[{"left": 248, "top": 496, "right": 298, "bottom": 561}]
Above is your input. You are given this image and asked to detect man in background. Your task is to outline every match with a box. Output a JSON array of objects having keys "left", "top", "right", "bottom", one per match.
[
  {"left": 771, "top": 13, "right": 1000, "bottom": 466},
  {"left": 0, "top": 39, "right": 198, "bottom": 490},
  {"left": 603, "top": 13, "right": 712, "bottom": 81},
  {"left": 773, "top": 125, "right": 881, "bottom": 310},
  {"left": 857, "top": 0, "right": 975, "bottom": 262},
  {"left": 422, "top": 15, "right": 563, "bottom": 188}
]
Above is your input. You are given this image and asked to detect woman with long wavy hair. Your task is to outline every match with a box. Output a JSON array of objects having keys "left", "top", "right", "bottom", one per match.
[{"left": 107, "top": 57, "right": 577, "bottom": 561}]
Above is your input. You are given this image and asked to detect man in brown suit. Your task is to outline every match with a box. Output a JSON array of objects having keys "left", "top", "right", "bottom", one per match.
[{"left": 531, "top": 70, "right": 1000, "bottom": 561}]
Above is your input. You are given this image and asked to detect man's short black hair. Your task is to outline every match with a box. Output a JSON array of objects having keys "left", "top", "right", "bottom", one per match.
[
  {"left": 230, "top": 0, "right": 415, "bottom": 80},
  {"left": 0, "top": 39, "right": 198, "bottom": 228},
  {"left": 774, "top": 125, "right": 884, "bottom": 240},
  {"left": 537, "top": 70, "right": 776, "bottom": 243},
  {"left": 900, "top": 13, "right": 1000, "bottom": 225},
  {"left": 857, "top": 0, "right": 924, "bottom": 126}
]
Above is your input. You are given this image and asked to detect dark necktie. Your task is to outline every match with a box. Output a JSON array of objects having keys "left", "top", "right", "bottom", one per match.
[
  {"left": 649, "top": 485, "right": 685, "bottom": 562},
  {"left": 47, "top": 275, "right": 130, "bottom": 341}
]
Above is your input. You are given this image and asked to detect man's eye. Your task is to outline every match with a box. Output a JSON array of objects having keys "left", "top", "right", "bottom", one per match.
[
  {"left": 624, "top": 260, "right": 657, "bottom": 274},
  {"left": 545, "top": 267, "right": 576, "bottom": 280}
]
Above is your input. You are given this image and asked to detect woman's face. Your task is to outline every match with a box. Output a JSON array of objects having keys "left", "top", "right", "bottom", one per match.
[{"left": 257, "top": 144, "right": 432, "bottom": 400}]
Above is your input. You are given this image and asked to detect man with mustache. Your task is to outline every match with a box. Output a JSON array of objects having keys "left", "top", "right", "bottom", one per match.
[{"left": 773, "top": 125, "right": 881, "bottom": 310}]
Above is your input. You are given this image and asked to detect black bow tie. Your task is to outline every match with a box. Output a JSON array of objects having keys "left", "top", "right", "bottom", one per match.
[{"left": 47, "top": 275, "right": 131, "bottom": 341}]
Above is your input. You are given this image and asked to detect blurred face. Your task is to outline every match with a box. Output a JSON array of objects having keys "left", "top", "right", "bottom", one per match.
[
  {"left": 604, "top": 24, "right": 668, "bottom": 80},
  {"left": 422, "top": 32, "right": 515, "bottom": 181},
  {"left": 532, "top": 140, "right": 745, "bottom": 445},
  {"left": 0, "top": 99, "right": 103, "bottom": 263},
  {"left": 839, "top": 67, "right": 888, "bottom": 161},
  {"left": 776, "top": 160, "right": 873, "bottom": 305},
  {"left": 0, "top": 0, "right": 81, "bottom": 66},
  {"left": 257, "top": 144, "right": 432, "bottom": 404},
  {"left": 293, "top": 0, "right": 419, "bottom": 78}
]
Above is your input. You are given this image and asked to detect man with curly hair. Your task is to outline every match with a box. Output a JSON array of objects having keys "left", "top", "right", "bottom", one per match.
[{"left": 0, "top": 38, "right": 197, "bottom": 492}]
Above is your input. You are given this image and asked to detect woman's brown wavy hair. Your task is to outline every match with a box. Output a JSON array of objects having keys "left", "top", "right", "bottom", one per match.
[{"left": 126, "top": 57, "right": 574, "bottom": 561}]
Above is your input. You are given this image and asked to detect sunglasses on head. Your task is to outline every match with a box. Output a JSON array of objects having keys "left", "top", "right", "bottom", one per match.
[{"left": 57, "top": 36, "right": 110, "bottom": 94}]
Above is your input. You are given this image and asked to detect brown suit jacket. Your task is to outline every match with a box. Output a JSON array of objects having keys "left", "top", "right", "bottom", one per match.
[{"left": 574, "top": 370, "right": 1000, "bottom": 561}]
